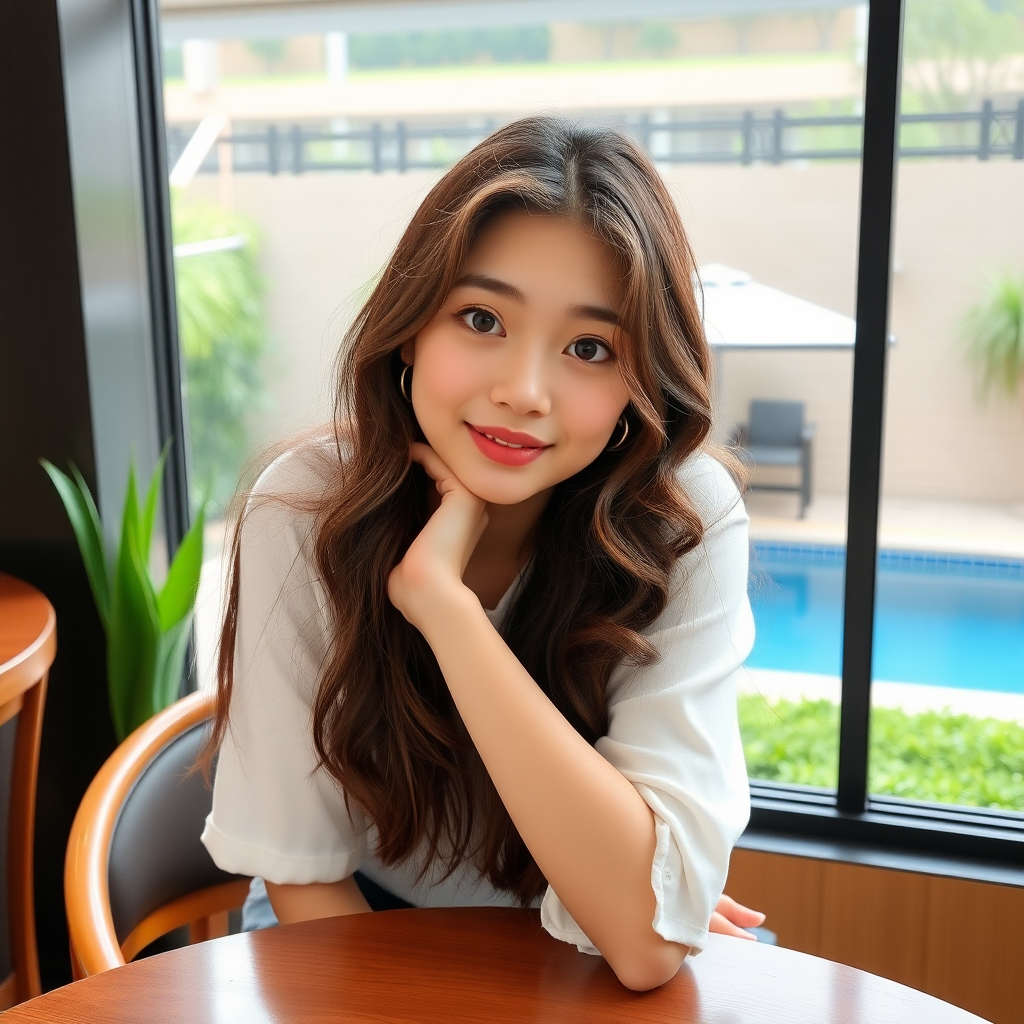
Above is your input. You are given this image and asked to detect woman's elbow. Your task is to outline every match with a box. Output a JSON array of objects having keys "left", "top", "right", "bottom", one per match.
[{"left": 608, "top": 939, "right": 690, "bottom": 992}]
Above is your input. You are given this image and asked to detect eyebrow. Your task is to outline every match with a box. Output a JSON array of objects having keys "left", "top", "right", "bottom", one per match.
[{"left": 453, "top": 273, "right": 620, "bottom": 327}]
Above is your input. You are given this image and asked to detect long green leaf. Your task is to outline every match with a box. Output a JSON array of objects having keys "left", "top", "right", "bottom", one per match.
[
  {"left": 108, "top": 474, "right": 160, "bottom": 741},
  {"left": 157, "top": 504, "right": 206, "bottom": 631},
  {"left": 153, "top": 614, "right": 194, "bottom": 714},
  {"left": 67, "top": 466, "right": 109, "bottom": 606},
  {"left": 140, "top": 442, "right": 171, "bottom": 561},
  {"left": 40, "top": 459, "right": 111, "bottom": 629}
]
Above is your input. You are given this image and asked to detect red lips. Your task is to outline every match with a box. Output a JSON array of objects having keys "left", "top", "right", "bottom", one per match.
[{"left": 467, "top": 424, "right": 550, "bottom": 466}]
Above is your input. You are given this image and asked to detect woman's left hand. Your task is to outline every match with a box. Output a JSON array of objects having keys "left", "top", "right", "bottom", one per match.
[
  {"left": 709, "top": 894, "right": 766, "bottom": 940},
  {"left": 388, "top": 442, "right": 488, "bottom": 626}
]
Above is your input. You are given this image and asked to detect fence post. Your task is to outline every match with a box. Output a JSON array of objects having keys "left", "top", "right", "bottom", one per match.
[
  {"left": 291, "top": 125, "right": 303, "bottom": 174},
  {"left": 371, "top": 122, "right": 382, "bottom": 173},
  {"left": 771, "top": 108, "right": 784, "bottom": 164},
  {"left": 267, "top": 124, "right": 279, "bottom": 175},
  {"left": 978, "top": 99, "right": 992, "bottom": 161},
  {"left": 1014, "top": 98, "right": 1024, "bottom": 160},
  {"left": 638, "top": 113, "right": 651, "bottom": 155},
  {"left": 741, "top": 110, "right": 754, "bottom": 165},
  {"left": 396, "top": 121, "right": 407, "bottom": 173}
]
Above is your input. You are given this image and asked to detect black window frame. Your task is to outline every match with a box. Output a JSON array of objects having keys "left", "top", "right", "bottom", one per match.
[{"left": 133, "top": 0, "right": 1024, "bottom": 873}]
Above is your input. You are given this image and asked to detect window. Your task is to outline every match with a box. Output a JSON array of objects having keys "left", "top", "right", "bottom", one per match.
[
  {"left": 868, "top": 0, "right": 1024, "bottom": 814},
  {"left": 148, "top": 0, "right": 1023, "bottom": 853}
]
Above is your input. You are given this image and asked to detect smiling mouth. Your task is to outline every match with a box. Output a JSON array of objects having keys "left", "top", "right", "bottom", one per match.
[
  {"left": 481, "top": 432, "right": 530, "bottom": 449},
  {"left": 466, "top": 424, "right": 550, "bottom": 466}
]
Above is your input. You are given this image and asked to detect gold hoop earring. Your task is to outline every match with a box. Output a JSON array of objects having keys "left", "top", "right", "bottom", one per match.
[
  {"left": 399, "top": 364, "right": 412, "bottom": 403},
  {"left": 606, "top": 415, "right": 629, "bottom": 451}
]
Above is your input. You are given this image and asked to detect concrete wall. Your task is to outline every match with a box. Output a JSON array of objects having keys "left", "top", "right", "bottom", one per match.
[{"left": 181, "top": 157, "right": 1024, "bottom": 502}]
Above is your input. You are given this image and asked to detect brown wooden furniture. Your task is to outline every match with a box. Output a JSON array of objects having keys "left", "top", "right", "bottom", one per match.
[
  {"left": 727, "top": 846, "right": 1023, "bottom": 1024},
  {"left": 0, "top": 906, "right": 989, "bottom": 1023},
  {"left": 0, "top": 573, "right": 55, "bottom": 1009},
  {"left": 64, "top": 691, "right": 249, "bottom": 978}
]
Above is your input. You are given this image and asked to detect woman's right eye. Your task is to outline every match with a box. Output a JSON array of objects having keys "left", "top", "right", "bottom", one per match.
[{"left": 459, "top": 308, "right": 504, "bottom": 336}]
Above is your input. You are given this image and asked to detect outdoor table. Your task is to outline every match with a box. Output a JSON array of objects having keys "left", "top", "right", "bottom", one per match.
[{"left": 1, "top": 907, "right": 986, "bottom": 1023}]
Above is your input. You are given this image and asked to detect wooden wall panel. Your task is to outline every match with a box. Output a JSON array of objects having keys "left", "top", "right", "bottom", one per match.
[
  {"left": 726, "top": 850, "right": 1024, "bottom": 1024},
  {"left": 819, "top": 862, "right": 930, "bottom": 991},
  {"left": 726, "top": 849, "right": 823, "bottom": 955},
  {"left": 924, "top": 876, "right": 1024, "bottom": 1024}
]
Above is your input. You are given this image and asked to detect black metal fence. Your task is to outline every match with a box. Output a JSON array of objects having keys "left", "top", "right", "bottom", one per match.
[{"left": 167, "top": 99, "right": 1024, "bottom": 176}]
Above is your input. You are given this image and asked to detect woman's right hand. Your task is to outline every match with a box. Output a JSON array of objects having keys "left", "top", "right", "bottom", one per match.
[{"left": 387, "top": 442, "right": 488, "bottom": 629}]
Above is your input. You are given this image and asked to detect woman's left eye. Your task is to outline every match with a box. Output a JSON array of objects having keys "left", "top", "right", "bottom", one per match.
[
  {"left": 460, "top": 308, "right": 504, "bottom": 335},
  {"left": 566, "top": 338, "right": 612, "bottom": 363}
]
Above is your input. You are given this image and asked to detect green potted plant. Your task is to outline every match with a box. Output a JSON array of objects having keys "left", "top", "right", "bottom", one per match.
[
  {"left": 41, "top": 449, "right": 206, "bottom": 741},
  {"left": 961, "top": 272, "right": 1024, "bottom": 401}
]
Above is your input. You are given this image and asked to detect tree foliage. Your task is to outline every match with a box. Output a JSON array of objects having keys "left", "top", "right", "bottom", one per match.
[
  {"left": 961, "top": 272, "right": 1024, "bottom": 400},
  {"left": 172, "top": 200, "right": 269, "bottom": 513},
  {"left": 902, "top": 0, "right": 1024, "bottom": 110}
]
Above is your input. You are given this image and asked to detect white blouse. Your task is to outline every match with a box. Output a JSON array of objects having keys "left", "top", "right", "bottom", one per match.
[{"left": 201, "top": 445, "right": 754, "bottom": 956}]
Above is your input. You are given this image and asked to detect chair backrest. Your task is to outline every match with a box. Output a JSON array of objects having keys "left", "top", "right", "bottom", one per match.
[
  {"left": 748, "top": 400, "right": 805, "bottom": 447},
  {"left": 0, "top": 716, "right": 17, "bottom": 986},
  {"left": 107, "top": 721, "right": 236, "bottom": 944},
  {"left": 66, "top": 691, "right": 250, "bottom": 977},
  {"left": 0, "top": 573, "right": 54, "bottom": 1007}
]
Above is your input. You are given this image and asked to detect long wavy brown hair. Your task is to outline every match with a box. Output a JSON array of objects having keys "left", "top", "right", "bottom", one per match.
[{"left": 208, "top": 115, "right": 721, "bottom": 905}]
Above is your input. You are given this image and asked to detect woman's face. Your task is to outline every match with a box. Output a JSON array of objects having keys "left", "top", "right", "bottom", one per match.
[{"left": 405, "top": 211, "right": 631, "bottom": 506}]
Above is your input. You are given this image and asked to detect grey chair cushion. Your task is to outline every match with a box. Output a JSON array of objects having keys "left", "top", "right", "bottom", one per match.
[
  {"left": 108, "top": 722, "right": 240, "bottom": 943},
  {"left": 745, "top": 445, "right": 803, "bottom": 467},
  {"left": 749, "top": 400, "right": 805, "bottom": 447}
]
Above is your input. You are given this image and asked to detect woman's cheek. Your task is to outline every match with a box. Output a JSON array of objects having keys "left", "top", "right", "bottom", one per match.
[
  {"left": 562, "top": 391, "right": 625, "bottom": 459},
  {"left": 412, "top": 336, "right": 480, "bottom": 427}
]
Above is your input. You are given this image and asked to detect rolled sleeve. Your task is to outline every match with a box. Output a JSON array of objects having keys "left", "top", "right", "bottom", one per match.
[
  {"left": 201, "top": 450, "right": 369, "bottom": 884},
  {"left": 540, "top": 454, "right": 754, "bottom": 954}
]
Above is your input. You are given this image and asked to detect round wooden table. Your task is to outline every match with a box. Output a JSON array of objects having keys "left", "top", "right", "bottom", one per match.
[{"left": 1, "top": 907, "right": 987, "bottom": 1023}]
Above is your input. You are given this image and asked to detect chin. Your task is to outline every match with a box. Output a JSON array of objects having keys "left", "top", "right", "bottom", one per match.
[{"left": 457, "top": 469, "right": 548, "bottom": 506}]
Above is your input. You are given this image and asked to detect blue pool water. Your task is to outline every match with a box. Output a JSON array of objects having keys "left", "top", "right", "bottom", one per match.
[{"left": 747, "top": 543, "right": 1024, "bottom": 694}]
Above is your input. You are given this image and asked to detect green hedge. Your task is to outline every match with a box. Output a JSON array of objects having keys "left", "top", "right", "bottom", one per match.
[{"left": 739, "top": 696, "right": 1024, "bottom": 811}]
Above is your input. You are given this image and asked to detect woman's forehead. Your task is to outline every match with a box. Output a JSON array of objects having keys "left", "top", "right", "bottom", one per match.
[{"left": 460, "top": 211, "right": 625, "bottom": 311}]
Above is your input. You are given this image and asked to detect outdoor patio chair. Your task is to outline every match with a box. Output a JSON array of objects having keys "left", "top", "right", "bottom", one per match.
[{"left": 733, "top": 400, "right": 815, "bottom": 518}]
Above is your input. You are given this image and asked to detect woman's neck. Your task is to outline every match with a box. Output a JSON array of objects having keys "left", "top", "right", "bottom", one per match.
[{"left": 428, "top": 486, "right": 553, "bottom": 610}]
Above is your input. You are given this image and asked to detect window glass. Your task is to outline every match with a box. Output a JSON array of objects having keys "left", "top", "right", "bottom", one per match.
[
  {"left": 868, "top": 0, "right": 1024, "bottom": 812},
  {"left": 160, "top": 0, "right": 866, "bottom": 786}
]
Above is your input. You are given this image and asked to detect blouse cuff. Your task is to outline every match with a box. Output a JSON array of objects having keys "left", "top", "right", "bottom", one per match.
[
  {"left": 538, "top": 813, "right": 712, "bottom": 958},
  {"left": 200, "top": 817, "right": 365, "bottom": 885},
  {"left": 648, "top": 814, "right": 710, "bottom": 954},
  {"left": 539, "top": 888, "right": 600, "bottom": 955}
]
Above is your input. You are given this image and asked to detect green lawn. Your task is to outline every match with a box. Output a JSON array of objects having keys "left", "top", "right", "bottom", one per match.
[
  {"left": 164, "top": 52, "right": 854, "bottom": 90},
  {"left": 739, "top": 696, "right": 1024, "bottom": 811}
]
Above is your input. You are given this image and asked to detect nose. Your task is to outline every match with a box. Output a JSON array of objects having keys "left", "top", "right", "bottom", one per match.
[{"left": 489, "top": 338, "right": 552, "bottom": 418}]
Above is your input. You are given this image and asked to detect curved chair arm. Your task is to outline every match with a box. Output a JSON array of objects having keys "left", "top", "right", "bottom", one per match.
[{"left": 65, "top": 690, "right": 214, "bottom": 977}]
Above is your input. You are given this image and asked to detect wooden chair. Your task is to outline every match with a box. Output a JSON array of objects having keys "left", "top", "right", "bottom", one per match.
[
  {"left": 0, "top": 574, "right": 55, "bottom": 1007},
  {"left": 65, "top": 690, "right": 250, "bottom": 978}
]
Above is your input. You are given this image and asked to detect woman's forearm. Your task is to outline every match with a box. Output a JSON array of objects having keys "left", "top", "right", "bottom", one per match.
[
  {"left": 416, "top": 582, "right": 688, "bottom": 990},
  {"left": 265, "top": 876, "right": 371, "bottom": 925}
]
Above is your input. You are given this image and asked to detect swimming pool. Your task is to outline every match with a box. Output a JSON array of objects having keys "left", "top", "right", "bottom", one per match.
[{"left": 747, "top": 543, "right": 1024, "bottom": 694}]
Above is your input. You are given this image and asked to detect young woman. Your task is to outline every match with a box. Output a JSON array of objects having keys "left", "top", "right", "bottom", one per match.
[{"left": 201, "top": 115, "right": 762, "bottom": 992}]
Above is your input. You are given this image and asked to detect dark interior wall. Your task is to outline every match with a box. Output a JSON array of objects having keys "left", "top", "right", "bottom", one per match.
[{"left": 0, "top": 0, "right": 119, "bottom": 991}]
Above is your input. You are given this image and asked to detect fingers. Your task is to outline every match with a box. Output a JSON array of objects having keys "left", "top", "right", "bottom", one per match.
[
  {"left": 708, "top": 911, "right": 757, "bottom": 940},
  {"left": 408, "top": 442, "right": 452, "bottom": 484},
  {"left": 715, "top": 894, "right": 766, "bottom": 927}
]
